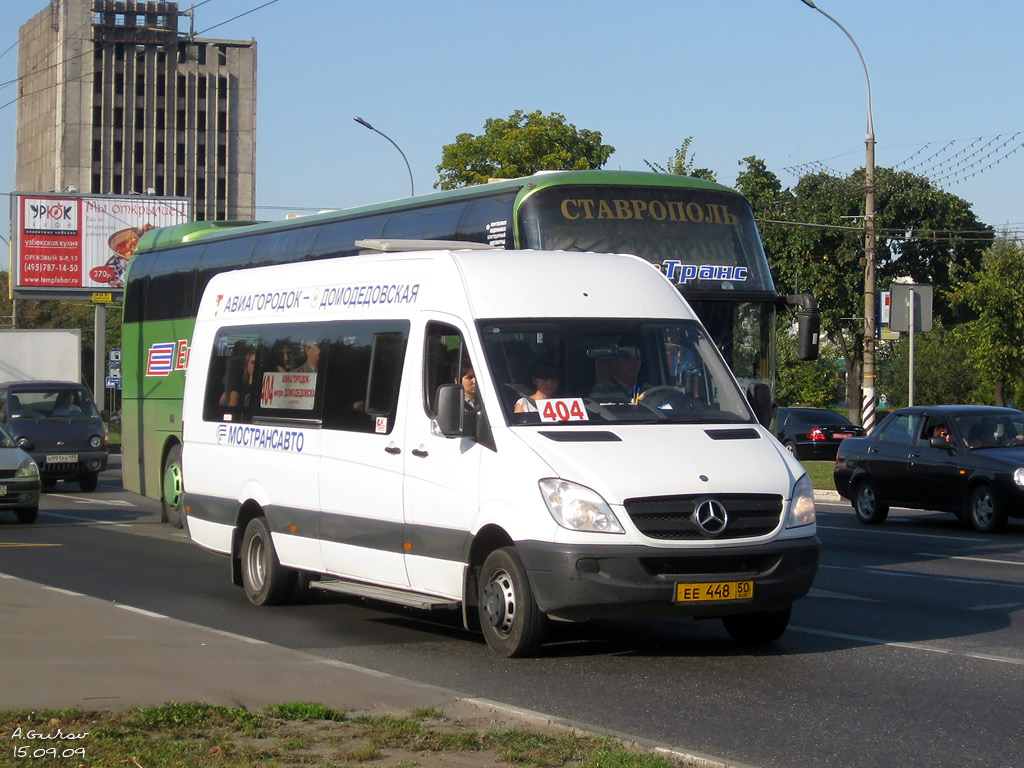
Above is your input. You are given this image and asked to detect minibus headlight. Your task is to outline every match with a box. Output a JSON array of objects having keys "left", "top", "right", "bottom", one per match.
[
  {"left": 539, "top": 479, "right": 624, "bottom": 534},
  {"left": 89, "top": 435, "right": 103, "bottom": 449},
  {"left": 1014, "top": 468, "right": 1024, "bottom": 489},
  {"left": 16, "top": 459, "right": 39, "bottom": 479},
  {"left": 786, "top": 473, "right": 817, "bottom": 529}
]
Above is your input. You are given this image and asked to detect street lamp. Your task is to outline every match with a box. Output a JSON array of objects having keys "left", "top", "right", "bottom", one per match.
[
  {"left": 800, "top": 0, "right": 877, "bottom": 432},
  {"left": 353, "top": 116, "right": 415, "bottom": 197}
]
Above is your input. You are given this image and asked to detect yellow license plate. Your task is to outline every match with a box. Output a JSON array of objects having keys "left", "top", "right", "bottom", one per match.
[{"left": 676, "top": 580, "right": 754, "bottom": 603}]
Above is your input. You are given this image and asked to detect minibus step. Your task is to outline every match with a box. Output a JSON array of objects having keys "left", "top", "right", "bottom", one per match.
[{"left": 311, "top": 578, "right": 460, "bottom": 611}]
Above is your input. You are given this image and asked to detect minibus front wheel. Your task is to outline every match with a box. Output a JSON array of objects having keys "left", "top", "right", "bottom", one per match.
[
  {"left": 240, "top": 516, "right": 295, "bottom": 606},
  {"left": 478, "top": 547, "right": 545, "bottom": 658}
]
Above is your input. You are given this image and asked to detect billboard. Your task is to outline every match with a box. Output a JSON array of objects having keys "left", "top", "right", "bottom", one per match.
[{"left": 10, "top": 193, "right": 192, "bottom": 301}]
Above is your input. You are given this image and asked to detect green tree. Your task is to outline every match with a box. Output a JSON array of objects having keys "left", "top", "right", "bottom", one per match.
[
  {"left": 875, "top": 323, "right": 981, "bottom": 408},
  {"left": 644, "top": 137, "right": 717, "bottom": 181},
  {"left": 948, "top": 237, "right": 1024, "bottom": 406},
  {"left": 435, "top": 110, "right": 614, "bottom": 190},
  {"left": 736, "top": 157, "right": 993, "bottom": 423},
  {"left": 775, "top": 320, "right": 842, "bottom": 408}
]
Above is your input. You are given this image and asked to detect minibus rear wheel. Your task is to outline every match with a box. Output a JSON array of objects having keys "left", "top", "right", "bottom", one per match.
[
  {"left": 478, "top": 547, "right": 545, "bottom": 657},
  {"left": 241, "top": 516, "right": 295, "bottom": 606}
]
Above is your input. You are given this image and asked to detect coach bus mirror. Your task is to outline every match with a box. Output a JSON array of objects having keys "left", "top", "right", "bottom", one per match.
[
  {"left": 746, "top": 382, "right": 774, "bottom": 428},
  {"left": 786, "top": 293, "right": 820, "bottom": 361},
  {"left": 433, "top": 384, "right": 466, "bottom": 437}
]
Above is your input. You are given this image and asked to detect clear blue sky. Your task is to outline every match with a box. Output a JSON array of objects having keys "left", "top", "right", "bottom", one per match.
[{"left": 3, "top": 0, "right": 1022, "bottom": 238}]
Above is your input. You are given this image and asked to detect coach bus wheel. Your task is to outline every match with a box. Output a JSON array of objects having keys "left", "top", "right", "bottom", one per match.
[
  {"left": 241, "top": 516, "right": 296, "bottom": 606},
  {"left": 722, "top": 605, "right": 792, "bottom": 645},
  {"left": 478, "top": 547, "right": 545, "bottom": 658},
  {"left": 161, "top": 444, "right": 184, "bottom": 528}
]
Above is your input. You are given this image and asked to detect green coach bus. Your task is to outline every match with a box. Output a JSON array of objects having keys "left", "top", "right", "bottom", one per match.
[{"left": 121, "top": 169, "right": 819, "bottom": 525}]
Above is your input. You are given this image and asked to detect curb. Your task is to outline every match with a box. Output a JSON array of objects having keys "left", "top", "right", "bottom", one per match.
[{"left": 814, "top": 489, "right": 842, "bottom": 502}]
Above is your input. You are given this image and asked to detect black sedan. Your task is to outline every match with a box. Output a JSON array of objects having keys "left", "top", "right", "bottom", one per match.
[
  {"left": 776, "top": 407, "right": 865, "bottom": 461},
  {"left": 834, "top": 405, "right": 1024, "bottom": 533}
]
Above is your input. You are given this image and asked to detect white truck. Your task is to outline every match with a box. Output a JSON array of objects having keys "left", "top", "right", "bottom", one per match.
[{"left": 0, "top": 329, "right": 82, "bottom": 383}]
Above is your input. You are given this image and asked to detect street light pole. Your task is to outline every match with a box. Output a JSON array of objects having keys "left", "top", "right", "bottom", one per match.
[
  {"left": 353, "top": 116, "right": 415, "bottom": 197},
  {"left": 800, "top": 0, "right": 877, "bottom": 431}
]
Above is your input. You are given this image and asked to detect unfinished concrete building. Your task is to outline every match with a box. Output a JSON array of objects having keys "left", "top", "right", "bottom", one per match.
[{"left": 16, "top": 0, "right": 256, "bottom": 220}]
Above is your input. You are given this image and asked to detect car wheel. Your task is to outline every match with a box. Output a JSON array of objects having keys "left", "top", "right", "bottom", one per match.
[
  {"left": 478, "top": 547, "right": 545, "bottom": 657},
  {"left": 968, "top": 484, "right": 1007, "bottom": 533},
  {"left": 16, "top": 507, "right": 38, "bottom": 524},
  {"left": 161, "top": 444, "right": 184, "bottom": 528},
  {"left": 78, "top": 471, "right": 99, "bottom": 492},
  {"left": 722, "top": 605, "right": 792, "bottom": 645},
  {"left": 240, "top": 516, "right": 296, "bottom": 606},
  {"left": 783, "top": 440, "right": 798, "bottom": 457},
  {"left": 853, "top": 480, "right": 889, "bottom": 524}
]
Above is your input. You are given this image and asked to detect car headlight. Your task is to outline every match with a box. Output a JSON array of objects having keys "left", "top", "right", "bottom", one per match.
[
  {"left": 16, "top": 459, "right": 39, "bottom": 479},
  {"left": 786, "top": 473, "right": 817, "bottom": 529},
  {"left": 539, "top": 479, "right": 624, "bottom": 534},
  {"left": 89, "top": 435, "right": 102, "bottom": 449},
  {"left": 1014, "top": 468, "right": 1024, "bottom": 489}
]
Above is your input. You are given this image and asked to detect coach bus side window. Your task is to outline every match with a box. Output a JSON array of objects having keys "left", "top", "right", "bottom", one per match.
[{"left": 321, "top": 321, "right": 409, "bottom": 435}]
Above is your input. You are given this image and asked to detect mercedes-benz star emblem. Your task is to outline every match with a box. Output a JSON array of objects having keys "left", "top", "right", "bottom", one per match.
[{"left": 694, "top": 499, "right": 729, "bottom": 536}]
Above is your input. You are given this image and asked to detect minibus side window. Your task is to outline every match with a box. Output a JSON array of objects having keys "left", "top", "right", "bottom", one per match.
[
  {"left": 424, "top": 322, "right": 471, "bottom": 417},
  {"left": 321, "top": 321, "right": 409, "bottom": 435}
]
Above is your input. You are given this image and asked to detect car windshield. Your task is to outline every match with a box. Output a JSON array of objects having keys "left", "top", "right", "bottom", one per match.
[
  {"left": 953, "top": 412, "right": 1024, "bottom": 449},
  {"left": 479, "top": 318, "right": 754, "bottom": 426},
  {"left": 6, "top": 388, "right": 101, "bottom": 420}
]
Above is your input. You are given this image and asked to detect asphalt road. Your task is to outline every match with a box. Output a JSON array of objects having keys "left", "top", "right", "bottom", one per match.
[{"left": 2, "top": 457, "right": 1023, "bottom": 768}]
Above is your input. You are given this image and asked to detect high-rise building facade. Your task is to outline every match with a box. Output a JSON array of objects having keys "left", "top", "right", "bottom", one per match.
[{"left": 16, "top": 0, "right": 256, "bottom": 220}]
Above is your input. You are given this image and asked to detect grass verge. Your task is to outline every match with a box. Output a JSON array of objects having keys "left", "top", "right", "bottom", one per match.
[
  {"left": 803, "top": 460, "right": 835, "bottom": 491},
  {"left": 0, "top": 702, "right": 704, "bottom": 768}
]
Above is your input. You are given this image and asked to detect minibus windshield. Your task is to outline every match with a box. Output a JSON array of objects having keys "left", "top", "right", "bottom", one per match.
[{"left": 479, "top": 319, "right": 754, "bottom": 426}]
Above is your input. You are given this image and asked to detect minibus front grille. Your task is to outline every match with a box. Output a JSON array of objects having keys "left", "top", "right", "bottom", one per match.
[
  {"left": 639, "top": 552, "right": 783, "bottom": 577},
  {"left": 623, "top": 494, "right": 783, "bottom": 540}
]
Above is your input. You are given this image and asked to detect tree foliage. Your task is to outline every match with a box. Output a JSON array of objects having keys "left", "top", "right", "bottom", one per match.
[
  {"left": 435, "top": 110, "right": 614, "bottom": 190},
  {"left": 875, "top": 323, "right": 981, "bottom": 408},
  {"left": 736, "top": 157, "right": 993, "bottom": 422},
  {"left": 644, "top": 137, "right": 717, "bottom": 182},
  {"left": 947, "top": 238, "right": 1024, "bottom": 405}
]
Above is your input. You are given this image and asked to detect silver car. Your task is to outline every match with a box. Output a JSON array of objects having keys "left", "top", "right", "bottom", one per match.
[{"left": 0, "top": 421, "right": 41, "bottom": 524}]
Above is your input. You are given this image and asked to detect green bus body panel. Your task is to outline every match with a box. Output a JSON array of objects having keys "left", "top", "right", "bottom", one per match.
[{"left": 121, "top": 318, "right": 194, "bottom": 499}]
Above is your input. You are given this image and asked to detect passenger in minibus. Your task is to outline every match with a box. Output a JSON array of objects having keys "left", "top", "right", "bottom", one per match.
[{"left": 513, "top": 361, "right": 559, "bottom": 413}]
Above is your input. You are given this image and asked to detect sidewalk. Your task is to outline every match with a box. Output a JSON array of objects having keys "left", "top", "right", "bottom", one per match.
[{"left": 0, "top": 574, "right": 467, "bottom": 715}]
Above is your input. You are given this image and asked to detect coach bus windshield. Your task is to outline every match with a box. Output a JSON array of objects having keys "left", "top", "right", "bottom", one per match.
[{"left": 517, "top": 185, "right": 776, "bottom": 391}]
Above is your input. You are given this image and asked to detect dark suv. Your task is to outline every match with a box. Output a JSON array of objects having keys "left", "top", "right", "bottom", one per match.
[{"left": 0, "top": 382, "right": 108, "bottom": 492}]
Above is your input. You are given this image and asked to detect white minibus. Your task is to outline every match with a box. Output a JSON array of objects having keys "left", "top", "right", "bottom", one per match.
[{"left": 181, "top": 246, "right": 819, "bottom": 656}]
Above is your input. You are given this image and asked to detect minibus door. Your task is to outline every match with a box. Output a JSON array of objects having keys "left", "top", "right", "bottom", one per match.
[{"left": 401, "top": 321, "right": 482, "bottom": 598}]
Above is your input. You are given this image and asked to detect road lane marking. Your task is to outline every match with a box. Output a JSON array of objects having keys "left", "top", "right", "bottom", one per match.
[
  {"left": 792, "top": 626, "right": 1024, "bottom": 667},
  {"left": 819, "top": 563, "right": 1024, "bottom": 590},
  {"left": 63, "top": 497, "right": 136, "bottom": 506},
  {"left": 817, "top": 523, "right": 983, "bottom": 544},
  {"left": 916, "top": 552, "right": 1024, "bottom": 567},
  {"left": 0, "top": 543, "right": 62, "bottom": 548},
  {"left": 807, "top": 588, "right": 881, "bottom": 602}
]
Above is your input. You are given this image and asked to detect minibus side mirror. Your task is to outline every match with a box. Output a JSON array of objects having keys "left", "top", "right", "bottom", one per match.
[
  {"left": 432, "top": 383, "right": 496, "bottom": 451},
  {"left": 433, "top": 384, "right": 466, "bottom": 436}
]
